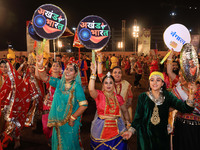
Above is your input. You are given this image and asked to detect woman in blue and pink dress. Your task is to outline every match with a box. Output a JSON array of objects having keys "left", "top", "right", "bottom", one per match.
[{"left": 89, "top": 62, "right": 130, "bottom": 150}]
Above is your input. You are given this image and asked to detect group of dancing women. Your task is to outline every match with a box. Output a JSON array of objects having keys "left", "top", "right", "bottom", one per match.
[{"left": 0, "top": 50, "right": 200, "bottom": 150}]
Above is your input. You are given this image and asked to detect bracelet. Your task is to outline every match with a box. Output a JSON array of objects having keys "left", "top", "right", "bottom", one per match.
[
  {"left": 90, "top": 75, "right": 96, "bottom": 80},
  {"left": 38, "top": 67, "right": 45, "bottom": 72},
  {"left": 70, "top": 115, "right": 77, "bottom": 121},
  {"left": 128, "top": 127, "right": 136, "bottom": 134}
]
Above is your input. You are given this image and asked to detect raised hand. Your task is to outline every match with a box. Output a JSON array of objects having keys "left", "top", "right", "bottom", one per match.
[
  {"left": 90, "top": 61, "right": 97, "bottom": 74},
  {"left": 36, "top": 55, "right": 43, "bottom": 69}
]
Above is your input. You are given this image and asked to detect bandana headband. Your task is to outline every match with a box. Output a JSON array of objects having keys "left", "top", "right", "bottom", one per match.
[{"left": 149, "top": 71, "right": 164, "bottom": 81}]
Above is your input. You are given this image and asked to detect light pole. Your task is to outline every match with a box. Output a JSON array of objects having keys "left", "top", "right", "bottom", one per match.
[
  {"left": 57, "top": 40, "right": 62, "bottom": 52},
  {"left": 133, "top": 19, "right": 139, "bottom": 55},
  {"left": 117, "top": 41, "right": 123, "bottom": 49}
]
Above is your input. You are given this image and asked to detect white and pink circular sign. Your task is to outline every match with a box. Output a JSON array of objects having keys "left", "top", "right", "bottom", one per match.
[{"left": 163, "top": 23, "right": 191, "bottom": 52}]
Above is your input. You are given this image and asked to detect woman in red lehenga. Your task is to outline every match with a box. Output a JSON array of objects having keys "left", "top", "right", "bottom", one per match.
[
  {"left": 42, "top": 61, "right": 61, "bottom": 146},
  {"left": 19, "top": 62, "right": 45, "bottom": 130},
  {"left": 0, "top": 60, "right": 31, "bottom": 149}
]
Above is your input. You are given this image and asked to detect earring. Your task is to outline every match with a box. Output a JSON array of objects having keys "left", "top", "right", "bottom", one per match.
[
  {"left": 160, "top": 87, "right": 163, "bottom": 93},
  {"left": 149, "top": 87, "right": 151, "bottom": 92}
]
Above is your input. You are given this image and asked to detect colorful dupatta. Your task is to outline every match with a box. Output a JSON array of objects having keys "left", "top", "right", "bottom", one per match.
[{"left": 47, "top": 75, "right": 87, "bottom": 150}]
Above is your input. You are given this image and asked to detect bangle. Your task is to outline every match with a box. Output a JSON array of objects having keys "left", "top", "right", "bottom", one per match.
[
  {"left": 128, "top": 127, "right": 136, "bottom": 134},
  {"left": 38, "top": 67, "right": 45, "bottom": 72},
  {"left": 90, "top": 75, "right": 96, "bottom": 80},
  {"left": 71, "top": 115, "right": 77, "bottom": 121}
]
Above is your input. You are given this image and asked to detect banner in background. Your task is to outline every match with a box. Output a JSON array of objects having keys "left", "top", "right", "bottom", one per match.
[{"left": 138, "top": 28, "right": 151, "bottom": 55}]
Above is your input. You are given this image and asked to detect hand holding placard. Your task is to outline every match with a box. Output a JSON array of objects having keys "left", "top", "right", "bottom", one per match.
[{"left": 160, "top": 24, "right": 191, "bottom": 64}]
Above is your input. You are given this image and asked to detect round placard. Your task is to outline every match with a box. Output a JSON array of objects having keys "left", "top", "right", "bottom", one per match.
[
  {"left": 180, "top": 43, "right": 199, "bottom": 82},
  {"left": 77, "top": 15, "right": 111, "bottom": 50},
  {"left": 32, "top": 4, "right": 67, "bottom": 39},
  {"left": 28, "top": 21, "right": 43, "bottom": 41},
  {"left": 163, "top": 24, "right": 191, "bottom": 52}
]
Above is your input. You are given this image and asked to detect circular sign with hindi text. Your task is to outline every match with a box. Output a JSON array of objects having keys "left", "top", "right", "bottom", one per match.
[
  {"left": 32, "top": 4, "right": 67, "bottom": 40},
  {"left": 77, "top": 15, "right": 111, "bottom": 49},
  {"left": 163, "top": 23, "right": 191, "bottom": 52}
]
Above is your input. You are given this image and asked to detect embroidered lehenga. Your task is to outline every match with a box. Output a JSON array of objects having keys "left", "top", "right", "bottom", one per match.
[{"left": 90, "top": 90, "right": 128, "bottom": 150}]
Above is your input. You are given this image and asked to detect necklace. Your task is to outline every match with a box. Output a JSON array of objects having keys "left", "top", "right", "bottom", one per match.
[
  {"left": 65, "top": 80, "right": 74, "bottom": 91},
  {"left": 103, "top": 91, "right": 117, "bottom": 113},
  {"left": 148, "top": 90, "right": 165, "bottom": 125},
  {"left": 148, "top": 90, "right": 165, "bottom": 105}
]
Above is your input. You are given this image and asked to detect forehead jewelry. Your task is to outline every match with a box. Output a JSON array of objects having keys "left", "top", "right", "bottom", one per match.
[{"left": 106, "top": 72, "right": 111, "bottom": 78}]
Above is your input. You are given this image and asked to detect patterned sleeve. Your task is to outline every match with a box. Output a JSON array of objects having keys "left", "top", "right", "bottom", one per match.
[
  {"left": 172, "top": 75, "right": 179, "bottom": 88},
  {"left": 127, "top": 84, "right": 133, "bottom": 98},
  {"left": 117, "top": 94, "right": 125, "bottom": 106},
  {"left": 75, "top": 83, "right": 88, "bottom": 106}
]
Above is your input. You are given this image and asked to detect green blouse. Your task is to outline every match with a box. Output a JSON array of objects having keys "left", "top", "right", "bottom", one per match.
[{"left": 131, "top": 90, "right": 194, "bottom": 150}]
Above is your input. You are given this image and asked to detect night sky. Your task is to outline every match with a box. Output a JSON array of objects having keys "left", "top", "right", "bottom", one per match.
[{"left": 0, "top": 0, "right": 199, "bottom": 51}]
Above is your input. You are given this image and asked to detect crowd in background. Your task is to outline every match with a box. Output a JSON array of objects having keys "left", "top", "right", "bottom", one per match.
[{"left": 0, "top": 50, "right": 200, "bottom": 150}]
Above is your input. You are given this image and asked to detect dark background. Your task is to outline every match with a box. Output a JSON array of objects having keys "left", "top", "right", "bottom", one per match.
[{"left": 0, "top": 0, "right": 199, "bottom": 51}]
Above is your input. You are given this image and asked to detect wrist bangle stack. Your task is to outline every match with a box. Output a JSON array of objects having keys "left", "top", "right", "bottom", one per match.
[
  {"left": 71, "top": 115, "right": 77, "bottom": 121},
  {"left": 90, "top": 74, "right": 96, "bottom": 80},
  {"left": 128, "top": 127, "right": 136, "bottom": 134}
]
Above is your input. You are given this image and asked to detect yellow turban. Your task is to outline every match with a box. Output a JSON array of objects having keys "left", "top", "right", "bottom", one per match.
[{"left": 149, "top": 71, "right": 164, "bottom": 81}]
